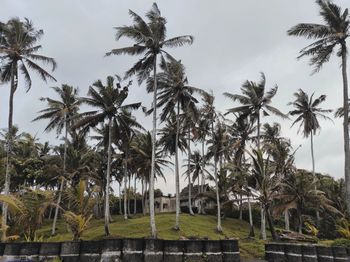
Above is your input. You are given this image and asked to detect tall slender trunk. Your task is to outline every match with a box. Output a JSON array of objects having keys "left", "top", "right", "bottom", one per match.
[
  {"left": 260, "top": 206, "right": 267, "bottom": 240},
  {"left": 257, "top": 110, "right": 261, "bottom": 149},
  {"left": 200, "top": 139, "right": 205, "bottom": 214},
  {"left": 104, "top": 118, "right": 112, "bottom": 236},
  {"left": 2, "top": 63, "right": 17, "bottom": 241},
  {"left": 248, "top": 193, "right": 255, "bottom": 238},
  {"left": 51, "top": 113, "right": 68, "bottom": 236},
  {"left": 119, "top": 183, "right": 122, "bottom": 215},
  {"left": 174, "top": 101, "right": 181, "bottom": 230},
  {"left": 239, "top": 193, "right": 243, "bottom": 220},
  {"left": 266, "top": 206, "right": 279, "bottom": 241},
  {"left": 213, "top": 123, "right": 222, "bottom": 232},
  {"left": 124, "top": 153, "right": 128, "bottom": 220},
  {"left": 134, "top": 175, "right": 137, "bottom": 215},
  {"left": 127, "top": 174, "right": 131, "bottom": 216},
  {"left": 142, "top": 178, "right": 145, "bottom": 215},
  {"left": 310, "top": 133, "right": 320, "bottom": 226},
  {"left": 341, "top": 42, "right": 350, "bottom": 214},
  {"left": 149, "top": 55, "right": 158, "bottom": 238},
  {"left": 188, "top": 127, "right": 194, "bottom": 215},
  {"left": 297, "top": 207, "right": 303, "bottom": 234},
  {"left": 284, "top": 210, "right": 290, "bottom": 231}
]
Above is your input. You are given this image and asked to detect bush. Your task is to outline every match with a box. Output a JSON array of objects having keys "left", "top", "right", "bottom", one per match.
[{"left": 331, "top": 238, "right": 350, "bottom": 248}]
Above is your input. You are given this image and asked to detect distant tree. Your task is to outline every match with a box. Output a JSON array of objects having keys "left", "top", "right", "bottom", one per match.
[
  {"left": 0, "top": 18, "right": 56, "bottom": 239},
  {"left": 289, "top": 89, "right": 331, "bottom": 225},
  {"left": 288, "top": 0, "right": 350, "bottom": 213},
  {"left": 33, "top": 84, "right": 81, "bottom": 236},
  {"left": 106, "top": 3, "right": 193, "bottom": 237},
  {"left": 73, "top": 76, "right": 141, "bottom": 236}
]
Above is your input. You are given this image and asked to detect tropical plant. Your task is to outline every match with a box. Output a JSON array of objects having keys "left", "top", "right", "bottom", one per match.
[
  {"left": 288, "top": 0, "right": 350, "bottom": 213},
  {"left": 73, "top": 75, "right": 141, "bottom": 236},
  {"left": 0, "top": 18, "right": 56, "bottom": 239},
  {"left": 62, "top": 180, "right": 95, "bottom": 240},
  {"left": 106, "top": 3, "right": 193, "bottom": 237},
  {"left": 288, "top": 89, "right": 332, "bottom": 225},
  {"left": 276, "top": 170, "right": 340, "bottom": 234},
  {"left": 33, "top": 84, "right": 81, "bottom": 235},
  {"left": 249, "top": 149, "right": 279, "bottom": 240}
]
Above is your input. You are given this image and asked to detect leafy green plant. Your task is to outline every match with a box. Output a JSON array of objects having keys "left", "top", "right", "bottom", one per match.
[
  {"left": 332, "top": 238, "right": 350, "bottom": 248},
  {"left": 305, "top": 222, "right": 319, "bottom": 237},
  {"left": 63, "top": 211, "right": 92, "bottom": 240},
  {"left": 336, "top": 218, "right": 350, "bottom": 239}
]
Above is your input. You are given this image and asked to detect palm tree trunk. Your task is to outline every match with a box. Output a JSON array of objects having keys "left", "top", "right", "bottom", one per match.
[
  {"left": 142, "top": 178, "right": 145, "bottom": 215},
  {"left": 297, "top": 207, "right": 303, "bottom": 234},
  {"left": 174, "top": 101, "right": 181, "bottom": 230},
  {"left": 213, "top": 123, "right": 222, "bottom": 232},
  {"left": 341, "top": 42, "right": 350, "bottom": 214},
  {"left": 257, "top": 110, "right": 261, "bottom": 150},
  {"left": 51, "top": 113, "right": 68, "bottom": 236},
  {"left": 119, "top": 183, "right": 122, "bottom": 215},
  {"left": 200, "top": 139, "right": 205, "bottom": 215},
  {"left": 310, "top": 132, "right": 320, "bottom": 226},
  {"left": 188, "top": 127, "right": 194, "bottom": 216},
  {"left": 284, "top": 210, "right": 290, "bottom": 231},
  {"left": 128, "top": 174, "right": 131, "bottom": 216},
  {"left": 149, "top": 54, "right": 158, "bottom": 238},
  {"left": 248, "top": 193, "right": 255, "bottom": 238},
  {"left": 239, "top": 193, "right": 243, "bottom": 220},
  {"left": 124, "top": 157, "right": 128, "bottom": 220},
  {"left": 134, "top": 175, "right": 137, "bottom": 215},
  {"left": 2, "top": 63, "right": 17, "bottom": 241},
  {"left": 260, "top": 206, "right": 267, "bottom": 240},
  {"left": 266, "top": 206, "right": 279, "bottom": 241},
  {"left": 104, "top": 118, "right": 112, "bottom": 236}
]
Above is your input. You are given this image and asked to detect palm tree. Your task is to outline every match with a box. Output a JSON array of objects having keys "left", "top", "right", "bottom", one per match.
[
  {"left": 249, "top": 149, "right": 279, "bottom": 240},
  {"left": 287, "top": 0, "right": 350, "bottom": 213},
  {"left": 148, "top": 58, "right": 203, "bottom": 228},
  {"left": 204, "top": 94, "right": 224, "bottom": 232},
  {"left": 73, "top": 75, "right": 141, "bottom": 236},
  {"left": 196, "top": 93, "right": 214, "bottom": 214},
  {"left": 158, "top": 115, "right": 187, "bottom": 227},
  {"left": 106, "top": 3, "right": 193, "bottom": 237},
  {"left": 288, "top": 89, "right": 332, "bottom": 225},
  {"left": 0, "top": 18, "right": 56, "bottom": 239},
  {"left": 224, "top": 73, "right": 285, "bottom": 238},
  {"left": 224, "top": 73, "right": 286, "bottom": 149},
  {"left": 276, "top": 170, "right": 339, "bottom": 233},
  {"left": 33, "top": 84, "right": 81, "bottom": 235}
]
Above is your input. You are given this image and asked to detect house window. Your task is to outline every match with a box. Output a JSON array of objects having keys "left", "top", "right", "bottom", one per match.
[{"left": 163, "top": 203, "right": 168, "bottom": 209}]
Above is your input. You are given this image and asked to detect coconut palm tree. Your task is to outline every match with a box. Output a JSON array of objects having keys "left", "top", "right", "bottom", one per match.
[
  {"left": 288, "top": 89, "right": 332, "bottom": 225},
  {"left": 276, "top": 169, "right": 339, "bottom": 233},
  {"left": 148, "top": 58, "right": 203, "bottom": 227},
  {"left": 158, "top": 115, "right": 187, "bottom": 227},
  {"left": 33, "top": 84, "right": 81, "bottom": 235},
  {"left": 288, "top": 0, "right": 350, "bottom": 213},
  {"left": 204, "top": 94, "right": 224, "bottom": 232},
  {"left": 73, "top": 75, "right": 141, "bottom": 236},
  {"left": 224, "top": 73, "right": 286, "bottom": 149},
  {"left": 224, "top": 73, "right": 286, "bottom": 238},
  {"left": 249, "top": 149, "right": 279, "bottom": 240},
  {"left": 0, "top": 18, "right": 56, "bottom": 238},
  {"left": 106, "top": 3, "right": 193, "bottom": 237}
]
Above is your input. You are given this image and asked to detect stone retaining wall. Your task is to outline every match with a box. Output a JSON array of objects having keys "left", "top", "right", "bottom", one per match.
[
  {"left": 265, "top": 242, "right": 349, "bottom": 262},
  {"left": 0, "top": 238, "right": 240, "bottom": 261}
]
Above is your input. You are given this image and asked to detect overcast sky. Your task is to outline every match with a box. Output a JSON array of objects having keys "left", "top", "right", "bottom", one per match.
[{"left": 0, "top": 0, "right": 348, "bottom": 194}]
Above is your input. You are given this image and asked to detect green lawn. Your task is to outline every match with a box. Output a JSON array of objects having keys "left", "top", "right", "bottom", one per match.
[{"left": 37, "top": 213, "right": 266, "bottom": 259}]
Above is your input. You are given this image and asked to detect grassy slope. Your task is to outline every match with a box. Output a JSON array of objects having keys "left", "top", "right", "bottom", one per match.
[{"left": 37, "top": 213, "right": 266, "bottom": 259}]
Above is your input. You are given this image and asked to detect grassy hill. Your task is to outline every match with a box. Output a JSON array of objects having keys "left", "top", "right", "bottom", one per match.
[{"left": 37, "top": 213, "right": 266, "bottom": 259}]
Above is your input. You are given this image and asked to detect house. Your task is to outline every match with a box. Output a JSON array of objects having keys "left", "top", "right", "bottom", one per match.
[
  {"left": 145, "top": 195, "right": 176, "bottom": 214},
  {"left": 145, "top": 183, "right": 216, "bottom": 214},
  {"left": 180, "top": 183, "right": 216, "bottom": 211}
]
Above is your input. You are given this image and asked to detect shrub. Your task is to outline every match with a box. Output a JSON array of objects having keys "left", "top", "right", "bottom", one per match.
[{"left": 331, "top": 238, "right": 350, "bottom": 248}]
